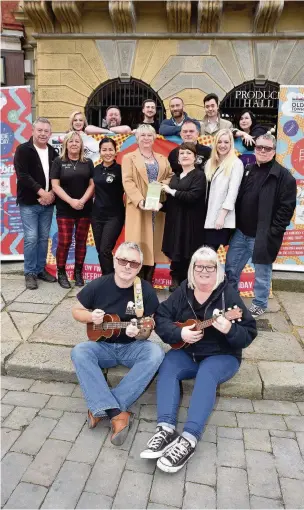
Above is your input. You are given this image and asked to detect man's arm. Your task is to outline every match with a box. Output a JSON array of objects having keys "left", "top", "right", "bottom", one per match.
[
  {"left": 159, "top": 120, "right": 181, "bottom": 136},
  {"left": 110, "top": 126, "right": 132, "bottom": 134},
  {"left": 85, "top": 125, "right": 113, "bottom": 135},
  {"left": 271, "top": 174, "right": 297, "bottom": 234}
]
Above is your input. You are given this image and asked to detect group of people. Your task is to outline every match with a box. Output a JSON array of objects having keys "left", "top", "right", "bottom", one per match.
[
  {"left": 15, "top": 92, "right": 296, "bottom": 318},
  {"left": 13, "top": 92, "right": 297, "bottom": 475}
]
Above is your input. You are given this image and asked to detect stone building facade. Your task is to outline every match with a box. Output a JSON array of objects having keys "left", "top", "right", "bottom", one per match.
[{"left": 14, "top": 0, "right": 304, "bottom": 131}]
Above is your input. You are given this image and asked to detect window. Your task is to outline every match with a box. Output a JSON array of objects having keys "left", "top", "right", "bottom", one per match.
[{"left": 86, "top": 78, "right": 165, "bottom": 129}]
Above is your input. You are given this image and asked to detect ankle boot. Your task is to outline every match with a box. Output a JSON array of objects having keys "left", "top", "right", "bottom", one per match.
[
  {"left": 74, "top": 264, "right": 84, "bottom": 287},
  {"left": 57, "top": 267, "right": 71, "bottom": 289},
  {"left": 169, "top": 277, "right": 179, "bottom": 293}
]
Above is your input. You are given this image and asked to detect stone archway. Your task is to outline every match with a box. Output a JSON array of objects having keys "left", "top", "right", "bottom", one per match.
[
  {"left": 220, "top": 80, "right": 280, "bottom": 127},
  {"left": 85, "top": 77, "right": 165, "bottom": 129}
]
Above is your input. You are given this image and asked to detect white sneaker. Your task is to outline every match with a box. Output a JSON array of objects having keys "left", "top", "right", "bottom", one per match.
[{"left": 249, "top": 304, "right": 266, "bottom": 318}]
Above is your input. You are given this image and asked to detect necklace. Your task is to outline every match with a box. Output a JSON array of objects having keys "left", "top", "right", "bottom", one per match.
[
  {"left": 140, "top": 151, "right": 154, "bottom": 161},
  {"left": 69, "top": 159, "right": 79, "bottom": 171}
]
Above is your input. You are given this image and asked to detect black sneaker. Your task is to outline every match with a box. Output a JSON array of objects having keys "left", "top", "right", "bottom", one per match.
[
  {"left": 140, "top": 426, "right": 179, "bottom": 459},
  {"left": 249, "top": 304, "right": 266, "bottom": 318},
  {"left": 157, "top": 436, "right": 195, "bottom": 473},
  {"left": 25, "top": 273, "right": 38, "bottom": 290},
  {"left": 37, "top": 269, "right": 57, "bottom": 283}
]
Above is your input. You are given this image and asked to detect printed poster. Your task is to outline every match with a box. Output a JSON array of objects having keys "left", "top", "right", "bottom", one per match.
[
  {"left": 0, "top": 86, "right": 32, "bottom": 260},
  {"left": 47, "top": 132, "right": 257, "bottom": 295},
  {"left": 274, "top": 85, "right": 304, "bottom": 272}
]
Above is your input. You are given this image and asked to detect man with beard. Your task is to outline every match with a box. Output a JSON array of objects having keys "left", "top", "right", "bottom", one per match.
[
  {"left": 140, "top": 99, "right": 160, "bottom": 133},
  {"left": 168, "top": 120, "right": 211, "bottom": 174},
  {"left": 159, "top": 97, "right": 200, "bottom": 137},
  {"left": 86, "top": 106, "right": 131, "bottom": 135}
]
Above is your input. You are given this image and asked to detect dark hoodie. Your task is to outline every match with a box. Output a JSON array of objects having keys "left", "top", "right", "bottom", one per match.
[{"left": 155, "top": 278, "right": 257, "bottom": 362}]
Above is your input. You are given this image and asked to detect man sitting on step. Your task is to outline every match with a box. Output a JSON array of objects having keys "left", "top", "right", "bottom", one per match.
[{"left": 71, "top": 241, "right": 164, "bottom": 446}]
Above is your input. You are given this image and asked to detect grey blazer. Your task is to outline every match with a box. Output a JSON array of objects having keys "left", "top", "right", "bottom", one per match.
[{"left": 204, "top": 157, "right": 244, "bottom": 229}]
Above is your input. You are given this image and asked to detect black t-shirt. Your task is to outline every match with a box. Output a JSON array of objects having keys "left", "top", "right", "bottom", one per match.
[
  {"left": 77, "top": 273, "right": 159, "bottom": 344},
  {"left": 168, "top": 143, "right": 211, "bottom": 175},
  {"left": 136, "top": 120, "right": 160, "bottom": 133},
  {"left": 237, "top": 161, "right": 273, "bottom": 237},
  {"left": 92, "top": 161, "right": 125, "bottom": 218},
  {"left": 50, "top": 156, "right": 94, "bottom": 218}
]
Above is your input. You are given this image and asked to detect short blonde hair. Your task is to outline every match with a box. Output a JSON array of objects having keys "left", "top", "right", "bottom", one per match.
[
  {"left": 135, "top": 124, "right": 157, "bottom": 141},
  {"left": 187, "top": 246, "right": 225, "bottom": 290},
  {"left": 60, "top": 131, "right": 85, "bottom": 162},
  {"left": 68, "top": 111, "right": 88, "bottom": 132}
]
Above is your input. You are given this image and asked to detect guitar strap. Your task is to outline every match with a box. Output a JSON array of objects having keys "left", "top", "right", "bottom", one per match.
[{"left": 133, "top": 276, "right": 144, "bottom": 318}]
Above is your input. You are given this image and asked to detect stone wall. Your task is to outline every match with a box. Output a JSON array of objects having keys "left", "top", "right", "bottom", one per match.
[{"left": 36, "top": 38, "right": 304, "bottom": 132}]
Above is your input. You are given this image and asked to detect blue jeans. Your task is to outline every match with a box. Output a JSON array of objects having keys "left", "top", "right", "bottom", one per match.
[
  {"left": 19, "top": 204, "right": 54, "bottom": 275},
  {"left": 225, "top": 228, "right": 272, "bottom": 309},
  {"left": 157, "top": 350, "right": 240, "bottom": 440},
  {"left": 71, "top": 340, "right": 165, "bottom": 416}
]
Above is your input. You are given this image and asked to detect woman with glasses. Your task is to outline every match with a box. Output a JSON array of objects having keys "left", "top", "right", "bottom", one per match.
[
  {"left": 122, "top": 124, "right": 173, "bottom": 283},
  {"left": 51, "top": 131, "right": 95, "bottom": 288},
  {"left": 161, "top": 142, "right": 206, "bottom": 292},
  {"left": 140, "top": 246, "right": 257, "bottom": 473},
  {"left": 204, "top": 129, "right": 244, "bottom": 252},
  {"left": 92, "top": 138, "right": 124, "bottom": 275}
]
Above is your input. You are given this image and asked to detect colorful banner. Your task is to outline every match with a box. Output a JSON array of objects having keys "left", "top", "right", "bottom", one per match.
[
  {"left": 46, "top": 132, "right": 258, "bottom": 295},
  {"left": 274, "top": 85, "right": 304, "bottom": 272},
  {"left": 0, "top": 86, "right": 32, "bottom": 260}
]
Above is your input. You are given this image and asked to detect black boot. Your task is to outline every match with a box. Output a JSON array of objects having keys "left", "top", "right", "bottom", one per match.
[
  {"left": 169, "top": 277, "right": 179, "bottom": 293},
  {"left": 144, "top": 265, "right": 155, "bottom": 284},
  {"left": 57, "top": 267, "right": 71, "bottom": 289},
  {"left": 74, "top": 264, "right": 84, "bottom": 287}
]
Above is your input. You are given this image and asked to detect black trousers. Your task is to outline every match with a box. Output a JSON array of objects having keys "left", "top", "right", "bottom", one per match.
[
  {"left": 138, "top": 265, "right": 156, "bottom": 284},
  {"left": 91, "top": 215, "right": 124, "bottom": 275},
  {"left": 170, "top": 259, "right": 190, "bottom": 284}
]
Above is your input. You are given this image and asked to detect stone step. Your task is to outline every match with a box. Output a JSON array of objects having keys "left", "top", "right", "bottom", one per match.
[
  {"left": 3, "top": 342, "right": 304, "bottom": 402},
  {"left": 2, "top": 263, "right": 304, "bottom": 292}
]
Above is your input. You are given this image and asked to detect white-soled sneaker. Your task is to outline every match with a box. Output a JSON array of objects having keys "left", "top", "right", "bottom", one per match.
[
  {"left": 249, "top": 304, "right": 266, "bottom": 318},
  {"left": 157, "top": 436, "right": 195, "bottom": 473},
  {"left": 140, "top": 426, "right": 179, "bottom": 459}
]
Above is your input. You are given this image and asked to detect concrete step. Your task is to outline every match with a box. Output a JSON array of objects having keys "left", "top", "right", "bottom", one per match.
[
  {"left": 2, "top": 262, "right": 304, "bottom": 292},
  {"left": 2, "top": 341, "right": 304, "bottom": 402}
]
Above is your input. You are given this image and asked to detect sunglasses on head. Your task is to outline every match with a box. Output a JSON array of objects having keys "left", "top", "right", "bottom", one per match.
[
  {"left": 255, "top": 145, "right": 274, "bottom": 153},
  {"left": 116, "top": 257, "right": 141, "bottom": 269}
]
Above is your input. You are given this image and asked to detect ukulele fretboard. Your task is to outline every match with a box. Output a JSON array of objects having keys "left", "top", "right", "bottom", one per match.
[{"left": 93, "top": 322, "right": 132, "bottom": 331}]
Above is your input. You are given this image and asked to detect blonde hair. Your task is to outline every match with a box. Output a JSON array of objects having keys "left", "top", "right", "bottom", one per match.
[
  {"left": 205, "top": 129, "right": 237, "bottom": 181},
  {"left": 60, "top": 131, "right": 85, "bottom": 162},
  {"left": 135, "top": 124, "right": 157, "bottom": 141},
  {"left": 187, "top": 246, "right": 225, "bottom": 291},
  {"left": 68, "top": 111, "right": 88, "bottom": 132}
]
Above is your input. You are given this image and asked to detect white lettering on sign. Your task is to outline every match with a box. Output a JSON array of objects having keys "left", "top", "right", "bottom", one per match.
[{"left": 235, "top": 89, "right": 278, "bottom": 108}]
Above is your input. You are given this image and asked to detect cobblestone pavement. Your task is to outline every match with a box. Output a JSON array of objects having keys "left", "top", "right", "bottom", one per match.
[{"left": 1, "top": 376, "right": 304, "bottom": 509}]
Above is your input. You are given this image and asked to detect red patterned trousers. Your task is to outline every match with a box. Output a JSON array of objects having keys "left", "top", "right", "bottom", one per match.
[{"left": 56, "top": 217, "right": 91, "bottom": 268}]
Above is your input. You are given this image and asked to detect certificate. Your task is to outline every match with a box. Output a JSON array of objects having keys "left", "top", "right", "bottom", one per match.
[{"left": 145, "top": 181, "right": 162, "bottom": 211}]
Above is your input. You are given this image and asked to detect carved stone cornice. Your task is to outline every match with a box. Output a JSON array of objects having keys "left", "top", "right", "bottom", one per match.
[
  {"left": 108, "top": 1, "right": 136, "bottom": 33},
  {"left": 197, "top": 0, "right": 223, "bottom": 33},
  {"left": 166, "top": 1, "right": 191, "bottom": 33},
  {"left": 254, "top": 0, "right": 284, "bottom": 33},
  {"left": 22, "top": 0, "right": 55, "bottom": 33},
  {"left": 52, "top": 1, "right": 83, "bottom": 33}
]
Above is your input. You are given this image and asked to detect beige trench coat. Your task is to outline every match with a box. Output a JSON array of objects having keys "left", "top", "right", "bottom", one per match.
[{"left": 122, "top": 148, "right": 174, "bottom": 266}]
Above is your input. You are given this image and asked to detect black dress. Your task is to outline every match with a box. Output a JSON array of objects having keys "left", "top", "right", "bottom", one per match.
[{"left": 162, "top": 168, "right": 207, "bottom": 282}]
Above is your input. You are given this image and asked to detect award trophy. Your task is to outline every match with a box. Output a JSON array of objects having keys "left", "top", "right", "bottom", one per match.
[{"left": 145, "top": 181, "right": 162, "bottom": 211}]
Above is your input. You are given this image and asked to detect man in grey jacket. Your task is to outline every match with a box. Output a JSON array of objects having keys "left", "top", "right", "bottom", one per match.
[{"left": 200, "top": 93, "right": 232, "bottom": 136}]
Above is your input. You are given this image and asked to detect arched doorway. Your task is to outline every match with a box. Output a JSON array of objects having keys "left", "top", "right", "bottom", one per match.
[
  {"left": 85, "top": 78, "right": 165, "bottom": 129},
  {"left": 220, "top": 80, "right": 279, "bottom": 128}
]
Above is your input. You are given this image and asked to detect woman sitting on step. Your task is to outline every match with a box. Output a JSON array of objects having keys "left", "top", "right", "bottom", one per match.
[{"left": 140, "top": 246, "right": 257, "bottom": 473}]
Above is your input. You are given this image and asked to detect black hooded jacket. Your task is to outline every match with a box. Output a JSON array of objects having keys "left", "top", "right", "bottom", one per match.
[{"left": 155, "top": 278, "right": 257, "bottom": 362}]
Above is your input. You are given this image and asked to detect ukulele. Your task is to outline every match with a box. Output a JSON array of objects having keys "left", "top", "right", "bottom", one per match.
[
  {"left": 87, "top": 313, "right": 155, "bottom": 341},
  {"left": 171, "top": 306, "right": 243, "bottom": 350}
]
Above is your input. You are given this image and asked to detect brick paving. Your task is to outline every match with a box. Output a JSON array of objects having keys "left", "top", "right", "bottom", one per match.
[{"left": 1, "top": 376, "right": 304, "bottom": 509}]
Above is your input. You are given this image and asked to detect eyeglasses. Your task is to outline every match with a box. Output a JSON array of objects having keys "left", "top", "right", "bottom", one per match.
[
  {"left": 116, "top": 257, "right": 141, "bottom": 269},
  {"left": 194, "top": 264, "right": 217, "bottom": 273},
  {"left": 255, "top": 145, "right": 274, "bottom": 153}
]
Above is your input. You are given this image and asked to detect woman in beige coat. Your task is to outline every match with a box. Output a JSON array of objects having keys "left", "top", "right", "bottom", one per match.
[{"left": 122, "top": 124, "right": 173, "bottom": 283}]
